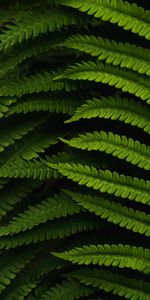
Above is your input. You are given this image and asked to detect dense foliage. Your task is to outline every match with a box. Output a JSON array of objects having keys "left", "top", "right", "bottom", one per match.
[{"left": 0, "top": 0, "right": 150, "bottom": 299}]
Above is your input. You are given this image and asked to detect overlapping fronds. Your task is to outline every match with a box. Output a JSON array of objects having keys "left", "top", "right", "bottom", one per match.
[
  {"left": 55, "top": 60, "right": 150, "bottom": 103},
  {"left": 64, "top": 190, "right": 150, "bottom": 236},
  {"left": 6, "top": 94, "right": 81, "bottom": 117},
  {"left": 67, "top": 268, "right": 150, "bottom": 300},
  {"left": 39, "top": 278, "right": 94, "bottom": 300},
  {"left": 63, "top": 34, "right": 150, "bottom": 75},
  {"left": 56, "top": 0, "right": 150, "bottom": 39},
  {"left": 0, "top": 6, "right": 88, "bottom": 51},
  {"left": 61, "top": 131, "right": 150, "bottom": 170},
  {"left": 0, "top": 0, "right": 150, "bottom": 299},
  {"left": 49, "top": 162, "right": 150, "bottom": 205},
  {"left": 66, "top": 96, "right": 150, "bottom": 134},
  {"left": 53, "top": 244, "right": 150, "bottom": 274},
  {"left": 0, "top": 214, "right": 102, "bottom": 249},
  {"left": 0, "top": 192, "right": 81, "bottom": 236}
]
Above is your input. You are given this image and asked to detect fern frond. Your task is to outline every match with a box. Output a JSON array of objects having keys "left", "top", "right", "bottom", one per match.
[
  {"left": 48, "top": 162, "right": 150, "bottom": 205},
  {"left": 0, "top": 250, "right": 34, "bottom": 295},
  {"left": 39, "top": 278, "right": 93, "bottom": 300},
  {"left": 0, "top": 98, "right": 15, "bottom": 118},
  {"left": 0, "top": 158, "right": 58, "bottom": 180},
  {"left": 0, "top": 33, "right": 65, "bottom": 78},
  {"left": 68, "top": 268, "right": 150, "bottom": 300},
  {"left": 3, "top": 255, "right": 62, "bottom": 300},
  {"left": 0, "top": 116, "right": 45, "bottom": 152},
  {"left": 0, "top": 123, "right": 59, "bottom": 167},
  {"left": 53, "top": 244, "right": 150, "bottom": 274},
  {"left": 0, "top": 179, "right": 39, "bottom": 219},
  {"left": 56, "top": 0, "right": 150, "bottom": 40},
  {"left": 63, "top": 34, "right": 150, "bottom": 75},
  {"left": 66, "top": 96, "right": 150, "bottom": 134},
  {"left": 0, "top": 214, "right": 102, "bottom": 249},
  {"left": 0, "top": 70, "right": 81, "bottom": 97},
  {"left": 5, "top": 94, "right": 81, "bottom": 117},
  {"left": 61, "top": 131, "right": 150, "bottom": 170},
  {"left": 65, "top": 191, "right": 150, "bottom": 236},
  {"left": 55, "top": 61, "right": 150, "bottom": 104},
  {"left": 0, "top": 192, "right": 81, "bottom": 236},
  {"left": 0, "top": 6, "right": 87, "bottom": 51}
]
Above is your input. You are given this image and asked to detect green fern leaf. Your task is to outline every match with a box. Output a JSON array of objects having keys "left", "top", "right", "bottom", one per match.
[
  {"left": 66, "top": 96, "right": 150, "bottom": 134},
  {"left": 0, "top": 6, "right": 87, "bottom": 50},
  {"left": 48, "top": 162, "right": 150, "bottom": 205},
  {"left": 61, "top": 131, "right": 150, "bottom": 170},
  {"left": 65, "top": 190, "right": 150, "bottom": 236},
  {"left": 0, "top": 179, "right": 39, "bottom": 219},
  {"left": 56, "top": 0, "right": 150, "bottom": 40},
  {"left": 0, "top": 116, "right": 45, "bottom": 152},
  {"left": 52, "top": 244, "right": 150, "bottom": 274},
  {"left": 63, "top": 34, "right": 150, "bottom": 75},
  {"left": 55, "top": 61, "right": 150, "bottom": 104},
  {"left": 0, "top": 192, "right": 81, "bottom": 236},
  {"left": 0, "top": 250, "right": 34, "bottom": 295},
  {"left": 68, "top": 268, "right": 150, "bottom": 300},
  {"left": 0, "top": 70, "right": 82, "bottom": 97},
  {"left": 0, "top": 214, "right": 102, "bottom": 249},
  {"left": 0, "top": 158, "right": 57, "bottom": 180},
  {"left": 0, "top": 32, "right": 65, "bottom": 78},
  {"left": 6, "top": 94, "right": 81, "bottom": 117},
  {"left": 39, "top": 278, "right": 93, "bottom": 300},
  {"left": 0, "top": 98, "right": 15, "bottom": 118}
]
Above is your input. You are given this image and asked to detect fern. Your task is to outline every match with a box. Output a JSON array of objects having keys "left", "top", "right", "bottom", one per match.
[
  {"left": 67, "top": 268, "right": 150, "bottom": 300},
  {"left": 60, "top": 131, "right": 150, "bottom": 170},
  {"left": 66, "top": 96, "right": 150, "bottom": 134},
  {"left": 5, "top": 94, "right": 81, "bottom": 117},
  {"left": 39, "top": 278, "right": 94, "bottom": 300},
  {"left": 0, "top": 33, "right": 65, "bottom": 78},
  {"left": 63, "top": 34, "right": 150, "bottom": 75},
  {"left": 55, "top": 60, "right": 150, "bottom": 104},
  {"left": 0, "top": 70, "right": 81, "bottom": 97},
  {"left": 64, "top": 190, "right": 150, "bottom": 236},
  {"left": 52, "top": 244, "right": 150, "bottom": 274},
  {"left": 0, "top": 250, "right": 35, "bottom": 295},
  {"left": 0, "top": 179, "right": 39, "bottom": 219},
  {"left": 0, "top": 192, "right": 82, "bottom": 236},
  {"left": 48, "top": 162, "right": 150, "bottom": 205},
  {"left": 0, "top": 1, "right": 150, "bottom": 299},
  {"left": 56, "top": 0, "right": 150, "bottom": 40},
  {"left": 0, "top": 214, "right": 102, "bottom": 249},
  {"left": 0, "top": 6, "right": 87, "bottom": 51}
]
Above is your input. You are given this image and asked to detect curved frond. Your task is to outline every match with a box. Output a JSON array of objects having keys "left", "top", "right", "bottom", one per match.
[
  {"left": 0, "top": 250, "right": 34, "bottom": 295},
  {"left": 64, "top": 190, "right": 150, "bottom": 236},
  {"left": 61, "top": 131, "right": 150, "bottom": 170},
  {"left": 68, "top": 268, "right": 150, "bottom": 300},
  {"left": 64, "top": 34, "right": 150, "bottom": 75},
  {"left": 0, "top": 6, "right": 87, "bottom": 50},
  {"left": 48, "top": 162, "right": 150, "bottom": 205},
  {"left": 6, "top": 94, "right": 81, "bottom": 117},
  {"left": 39, "top": 278, "right": 93, "bottom": 300},
  {"left": 0, "top": 214, "right": 102, "bottom": 249},
  {"left": 0, "top": 158, "right": 58, "bottom": 180},
  {"left": 0, "top": 98, "right": 15, "bottom": 118},
  {"left": 55, "top": 61, "right": 150, "bottom": 104},
  {"left": 0, "top": 70, "right": 81, "bottom": 97},
  {"left": 53, "top": 244, "right": 150, "bottom": 274},
  {"left": 0, "top": 179, "right": 39, "bottom": 219},
  {"left": 0, "top": 33, "right": 65, "bottom": 78},
  {"left": 56, "top": 0, "right": 150, "bottom": 40},
  {"left": 0, "top": 192, "right": 81, "bottom": 236},
  {"left": 0, "top": 116, "right": 45, "bottom": 152},
  {"left": 66, "top": 96, "right": 150, "bottom": 134}
]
